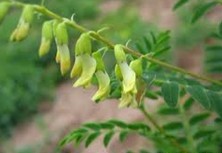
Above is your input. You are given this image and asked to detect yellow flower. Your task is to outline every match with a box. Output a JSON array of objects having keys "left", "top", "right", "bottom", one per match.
[
  {"left": 119, "top": 92, "right": 138, "bottom": 108},
  {"left": 10, "top": 5, "right": 34, "bottom": 41},
  {"left": 57, "top": 44, "right": 71, "bottom": 75},
  {"left": 119, "top": 62, "right": 137, "bottom": 94},
  {"left": 55, "top": 22, "right": 71, "bottom": 75},
  {"left": 70, "top": 55, "right": 82, "bottom": 78},
  {"left": 92, "top": 70, "right": 110, "bottom": 102},
  {"left": 39, "top": 21, "right": 53, "bottom": 57},
  {"left": 73, "top": 54, "right": 96, "bottom": 87},
  {"left": 114, "top": 44, "right": 140, "bottom": 108}
]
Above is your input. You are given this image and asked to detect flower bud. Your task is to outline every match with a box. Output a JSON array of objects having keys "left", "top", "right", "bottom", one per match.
[
  {"left": 10, "top": 5, "right": 34, "bottom": 41},
  {"left": 75, "top": 33, "right": 91, "bottom": 55},
  {"left": 39, "top": 21, "right": 53, "bottom": 57},
  {"left": 92, "top": 51, "right": 105, "bottom": 71},
  {"left": 73, "top": 54, "right": 96, "bottom": 87},
  {"left": 0, "top": 2, "right": 10, "bottom": 23},
  {"left": 92, "top": 71, "right": 110, "bottom": 102},
  {"left": 114, "top": 44, "right": 126, "bottom": 64},
  {"left": 55, "top": 22, "right": 68, "bottom": 45},
  {"left": 130, "top": 58, "right": 142, "bottom": 77}
]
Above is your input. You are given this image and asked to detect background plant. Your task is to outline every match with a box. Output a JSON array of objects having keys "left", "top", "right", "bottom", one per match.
[{"left": 0, "top": 0, "right": 222, "bottom": 153}]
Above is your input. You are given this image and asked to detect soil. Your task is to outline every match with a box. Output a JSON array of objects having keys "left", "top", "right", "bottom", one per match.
[{"left": 1, "top": 0, "right": 212, "bottom": 152}]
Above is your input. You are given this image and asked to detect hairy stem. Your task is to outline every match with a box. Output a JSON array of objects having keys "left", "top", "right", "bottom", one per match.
[
  {"left": 139, "top": 105, "right": 189, "bottom": 153},
  {"left": 10, "top": 1, "right": 222, "bottom": 87}
]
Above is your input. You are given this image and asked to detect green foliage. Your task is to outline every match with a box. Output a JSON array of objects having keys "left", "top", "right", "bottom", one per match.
[
  {"left": 60, "top": 120, "right": 151, "bottom": 148},
  {"left": 1, "top": 1, "right": 222, "bottom": 153},
  {"left": 191, "top": 1, "right": 218, "bottom": 23},
  {"left": 161, "top": 82, "right": 180, "bottom": 107},
  {"left": 204, "top": 45, "right": 222, "bottom": 73},
  {"left": 173, "top": 0, "right": 189, "bottom": 10}
]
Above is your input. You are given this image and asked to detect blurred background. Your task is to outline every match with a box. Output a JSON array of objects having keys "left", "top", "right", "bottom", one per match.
[{"left": 0, "top": 0, "right": 221, "bottom": 153}]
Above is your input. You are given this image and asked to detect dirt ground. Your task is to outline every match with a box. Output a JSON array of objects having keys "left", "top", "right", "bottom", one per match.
[{"left": 1, "top": 0, "right": 206, "bottom": 152}]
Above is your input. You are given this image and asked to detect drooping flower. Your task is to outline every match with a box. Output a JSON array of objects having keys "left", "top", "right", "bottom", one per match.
[
  {"left": 71, "top": 33, "right": 96, "bottom": 88},
  {"left": 114, "top": 44, "right": 140, "bottom": 108},
  {"left": 10, "top": 5, "right": 34, "bottom": 41},
  {"left": 73, "top": 54, "right": 96, "bottom": 87},
  {"left": 92, "top": 70, "right": 110, "bottom": 102},
  {"left": 91, "top": 51, "right": 110, "bottom": 102},
  {"left": 38, "top": 21, "right": 53, "bottom": 57},
  {"left": 0, "top": 2, "right": 10, "bottom": 23},
  {"left": 114, "top": 45, "right": 136, "bottom": 94},
  {"left": 70, "top": 33, "right": 91, "bottom": 78},
  {"left": 55, "top": 22, "right": 71, "bottom": 75}
]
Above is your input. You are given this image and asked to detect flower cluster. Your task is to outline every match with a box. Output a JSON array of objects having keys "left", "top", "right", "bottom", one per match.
[
  {"left": 0, "top": 2, "right": 146, "bottom": 107},
  {"left": 114, "top": 45, "right": 145, "bottom": 108}
]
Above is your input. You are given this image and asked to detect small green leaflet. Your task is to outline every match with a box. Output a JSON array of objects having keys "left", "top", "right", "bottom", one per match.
[
  {"left": 191, "top": 1, "right": 218, "bottom": 23},
  {"left": 173, "top": 0, "right": 189, "bottom": 10},
  {"left": 85, "top": 132, "right": 100, "bottom": 147},
  {"left": 162, "top": 121, "right": 183, "bottom": 131},
  {"left": 161, "top": 82, "right": 179, "bottom": 107},
  {"left": 186, "top": 85, "right": 211, "bottom": 109},
  {"left": 189, "top": 112, "right": 210, "bottom": 125},
  {"left": 207, "top": 91, "right": 222, "bottom": 118},
  {"left": 103, "top": 131, "right": 115, "bottom": 147}
]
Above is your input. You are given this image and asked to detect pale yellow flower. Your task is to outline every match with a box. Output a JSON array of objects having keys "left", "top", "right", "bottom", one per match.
[
  {"left": 73, "top": 54, "right": 96, "bottom": 87},
  {"left": 70, "top": 55, "right": 82, "bottom": 78},
  {"left": 92, "top": 70, "right": 110, "bottom": 102}
]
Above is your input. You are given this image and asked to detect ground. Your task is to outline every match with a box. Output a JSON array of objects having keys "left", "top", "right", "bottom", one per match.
[{"left": 0, "top": 0, "right": 209, "bottom": 152}]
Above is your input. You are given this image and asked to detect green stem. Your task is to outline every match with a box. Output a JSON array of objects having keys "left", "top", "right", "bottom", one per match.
[
  {"left": 10, "top": 2, "right": 222, "bottom": 87},
  {"left": 179, "top": 95, "right": 197, "bottom": 153},
  {"left": 139, "top": 105, "right": 189, "bottom": 153}
]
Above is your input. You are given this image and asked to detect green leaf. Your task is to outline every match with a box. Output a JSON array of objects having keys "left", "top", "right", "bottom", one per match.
[
  {"left": 75, "top": 134, "right": 85, "bottom": 144},
  {"left": 161, "top": 82, "right": 179, "bottom": 107},
  {"left": 145, "top": 91, "right": 159, "bottom": 99},
  {"left": 173, "top": 0, "right": 189, "bottom": 10},
  {"left": 119, "top": 131, "right": 129, "bottom": 142},
  {"left": 83, "top": 123, "right": 101, "bottom": 131},
  {"left": 183, "top": 97, "right": 194, "bottom": 110},
  {"left": 59, "top": 128, "right": 88, "bottom": 146},
  {"left": 109, "top": 120, "right": 128, "bottom": 128},
  {"left": 162, "top": 122, "right": 183, "bottom": 131},
  {"left": 103, "top": 131, "right": 115, "bottom": 147},
  {"left": 186, "top": 85, "right": 211, "bottom": 109},
  {"left": 157, "top": 107, "right": 179, "bottom": 115},
  {"left": 127, "top": 123, "right": 150, "bottom": 131},
  {"left": 100, "top": 122, "right": 115, "bottom": 129},
  {"left": 143, "top": 36, "right": 152, "bottom": 52},
  {"left": 207, "top": 91, "right": 222, "bottom": 118},
  {"left": 193, "top": 129, "right": 215, "bottom": 139},
  {"left": 189, "top": 112, "right": 210, "bottom": 125},
  {"left": 191, "top": 1, "right": 218, "bottom": 23},
  {"left": 85, "top": 132, "right": 100, "bottom": 147}
]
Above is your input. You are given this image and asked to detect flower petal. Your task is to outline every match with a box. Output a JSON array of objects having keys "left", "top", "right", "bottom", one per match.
[
  {"left": 58, "top": 44, "right": 71, "bottom": 75},
  {"left": 92, "top": 71, "right": 110, "bottom": 102},
  {"left": 119, "top": 62, "right": 136, "bottom": 93},
  {"left": 74, "top": 54, "right": 96, "bottom": 87},
  {"left": 39, "top": 37, "right": 51, "bottom": 57},
  {"left": 70, "top": 55, "right": 82, "bottom": 78}
]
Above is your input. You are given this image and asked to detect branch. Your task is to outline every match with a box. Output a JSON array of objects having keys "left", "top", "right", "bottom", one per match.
[{"left": 10, "top": 1, "right": 222, "bottom": 87}]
